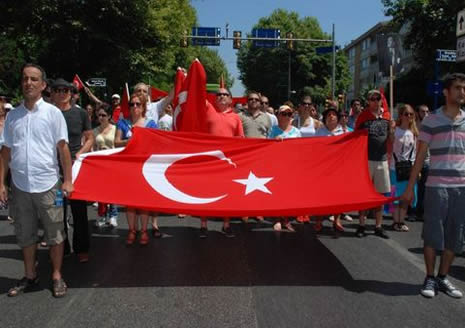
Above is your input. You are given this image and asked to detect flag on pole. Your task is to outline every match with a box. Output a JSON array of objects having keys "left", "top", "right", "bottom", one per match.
[
  {"left": 150, "top": 87, "right": 168, "bottom": 101},
  {"left": 73, "top": 74, "right": 85, "bottom": 91},
  {"left": 70, "top": 128, "right": 393, "bottom": 217},
  {"left": 120, "top": 83, "right": 130, "bottom": 119}
]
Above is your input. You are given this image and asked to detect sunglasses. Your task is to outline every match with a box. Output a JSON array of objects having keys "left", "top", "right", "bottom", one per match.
[
  {"left": 301, "top": 102, "right": 312, "bottom": 106},
  {"left": 129, "top": 102, "right": 141, "bottom": 107},
  {"left": 216, "top": 93, "right": 230, "bottom": 97},
  {"left": 280, "top": 112, "right": 293, "bottom": 117},
  {"left": 403, "top": 112, "right": 414, "bottom": 117},
  {"left": 248, "top": 98, "right": 260, "bottom": 102},
  {"left": 98, "top": 114, "right": 108, "bottom": 118},
  {"left": 52, "top": 88, "right": 70, "bottom": 94},
  {"left": 369, "top": 97, "right": 381, "bottom": 101}
]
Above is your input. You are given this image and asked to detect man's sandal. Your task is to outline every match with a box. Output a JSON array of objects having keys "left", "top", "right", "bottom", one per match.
[
  {"left": 7, "top": 276, "right": 40, "bottom": 297},
  {"left": 52, "top": 278, "right": 67, "bottom": 298}
]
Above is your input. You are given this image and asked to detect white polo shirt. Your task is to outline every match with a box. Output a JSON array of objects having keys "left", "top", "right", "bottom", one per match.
[{"left": 3, "top": 98, "right": 69, "bottom": 193}]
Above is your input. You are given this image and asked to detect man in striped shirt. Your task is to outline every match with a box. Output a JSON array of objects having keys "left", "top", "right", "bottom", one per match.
[{"left": 403, "top": 73, "right": 465, "bottom": 299}]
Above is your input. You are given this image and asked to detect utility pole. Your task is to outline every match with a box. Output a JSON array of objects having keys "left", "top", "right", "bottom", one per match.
[{"left": 331, "top": 24, "right": 336, "bottom": 99}]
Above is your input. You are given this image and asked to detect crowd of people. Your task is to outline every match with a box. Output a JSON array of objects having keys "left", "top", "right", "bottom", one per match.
[{"left": 0, "top": 64, "right": 464, "bottom": 301}]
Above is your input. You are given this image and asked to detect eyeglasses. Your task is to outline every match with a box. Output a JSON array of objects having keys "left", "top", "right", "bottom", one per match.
[
  {"left": 129, "top": 102, "right": 141, "bottom": 107},
  {"left": 216, "top": 93, "right": 230, "bottom": 97},
  {"left": 403, "top": 112, "right": 414, "bottom": 117},
  {"left": 248, "top": 98, "right": 260, "bottom": 102},
  {"left": 98, "top": 114, "right": 108, "bottom": 118},
  {"left": 301, "top": 102, "right": 312, "bottom": 106},
  {"left": 280, "top": 112, "right": 293, "bottom": 117},
  {"left": 52, "top": 88, "right": 70, "bottom": 94}
]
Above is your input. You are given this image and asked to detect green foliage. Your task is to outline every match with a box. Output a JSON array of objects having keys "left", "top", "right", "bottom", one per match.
[
  {"left": 237, "top": 9, "right": 351, "bottom": 107},
  {"left": 0, "top": 0, "right": 229, "bottom": 99},
  {"left": 382, "top": 0, "right": 465, "bottom": 107}
]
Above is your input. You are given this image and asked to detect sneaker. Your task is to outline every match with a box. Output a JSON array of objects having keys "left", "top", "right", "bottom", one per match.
[
  {"left": 355, "top": 225, "right": 366, "bottom": 238},
  {"left": 343, "top": 214, "right": 353, "bottom": 222},
  {"left": 374, "top": 226, "right": 389, "bottom": 239},
  {"left": 420, "top": 276, "right": 437, "bottom": 298},
  {"left": 199, "top": 227, "right": 208, "bottom": 239},
  {"left": 221, "top": 226, "right": 235, "bottom": 238},
  {"left": 437, "top": 277, "right": 463, "bottom": 298},
  {"left": 94, "top": 217, "right": 106, "bottom": 227},
  {"left": 108, "top": 216, "right": 118, "bottom": 227}
]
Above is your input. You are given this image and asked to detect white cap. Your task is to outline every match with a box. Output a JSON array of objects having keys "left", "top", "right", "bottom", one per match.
[
  {"left": 111, "top": 94, "right": 121, "bottom": 99},
  {"left": 4, "top": 103, "right": 13, "bottom": 110}
]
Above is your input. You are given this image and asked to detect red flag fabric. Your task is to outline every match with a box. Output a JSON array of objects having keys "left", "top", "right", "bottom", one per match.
[
  {"left": 71, "top": 128, "right": 393, "bottom": 217},
  {"left": 73, "top": 74, "right": 84, "bottom": 91},
  {"left": 379, "top": 87, "right": 389, "bottom": 114},
  {"left": 120, "top": 83, "right": 130, "bottom": 119},
  {"left": 172, "top": 67, "right": 186, "bottom": 110},
  {"left": 173, "top": 59, "right": 208, "bottom": 132},
  {"left": 150, "top": 86, "right": 168, "bottom": 101}
]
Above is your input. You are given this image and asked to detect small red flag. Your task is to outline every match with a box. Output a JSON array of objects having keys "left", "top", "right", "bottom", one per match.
[
  {"left": 150, "top": 87, "right": 168, "bottom": 102},
  {"left": 172, "top": 67, "right": 186, "bottom": 110},
  {"left": 73, "top": 74, "right": 84, "bottom": 91}
]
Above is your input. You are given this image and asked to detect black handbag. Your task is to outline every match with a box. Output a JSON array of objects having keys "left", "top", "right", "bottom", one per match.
[{"left": 393, "top": 143, "right": 414, "bottom": 182}]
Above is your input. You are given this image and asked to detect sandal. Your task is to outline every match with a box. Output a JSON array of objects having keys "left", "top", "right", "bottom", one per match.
[
  {"left": 52, "top": 278, "right": 67, "bottom": 298},
  {"left": 8, "top": 276, "right": 40, "bottom": 297},
  {"left": 126, "top": 230, "right": 137, "bottom": 245},
  {"left": 285, "top": 222, "right": 295, "bottom": 232},
  {"left": 139, "top": 230, "right": 149, "bottom": 245},
  {"left": 152, "top": 228, "right": 162, "bottom": 239}
]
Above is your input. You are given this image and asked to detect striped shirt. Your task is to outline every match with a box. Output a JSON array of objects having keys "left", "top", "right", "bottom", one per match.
[{"left": 419, "top": 107, "right": 465, "bottom": 187}]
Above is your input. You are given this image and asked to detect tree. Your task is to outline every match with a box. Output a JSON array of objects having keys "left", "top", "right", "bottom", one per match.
[
  {"left": 382, "top": 0, "right": 465, "bottom": 107},
  {"left": 236, "top": 9, "right": 351, "bottom": 107},
  {"left": 0, "top": 0, "right": 230, "bottom": 99}
]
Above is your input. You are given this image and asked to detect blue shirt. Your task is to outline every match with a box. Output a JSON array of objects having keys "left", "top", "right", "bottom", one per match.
[
  {"left": 116, "top": 118, "right": 157, "bottom": 140},
  {"left": 268, "top": 125, "right": 302, "bottom": 139}
]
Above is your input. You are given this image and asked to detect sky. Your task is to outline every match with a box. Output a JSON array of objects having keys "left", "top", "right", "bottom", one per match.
[{"left": 190, "top": 0, "right": 390, "bottom": 95}]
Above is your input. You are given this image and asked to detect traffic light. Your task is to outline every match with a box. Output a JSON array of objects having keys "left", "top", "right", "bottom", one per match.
[
  {"left": 233, "top": 31, "right": 241, "bottom": 49},
  {"left": 286, "top": 32, "right": 294, "bottom": 50},
  {"left": 180, "top": 30, "right": 188, "bottom": 48}
]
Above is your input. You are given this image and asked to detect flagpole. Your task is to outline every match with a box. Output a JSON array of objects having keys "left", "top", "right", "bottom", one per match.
[{"left": 389, "top": 65, "right": 394, "bottom": 117}]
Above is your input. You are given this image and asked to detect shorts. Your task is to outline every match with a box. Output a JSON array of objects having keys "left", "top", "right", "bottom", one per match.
[
  {"left": 10, "top": 181, "right": 65, "bottom": 248},
  {"left": 368, "top": 160, "right": 391, "bottom": 194},
  {"left": 422, "top": 187, "right": 465, "bottom": 254}
]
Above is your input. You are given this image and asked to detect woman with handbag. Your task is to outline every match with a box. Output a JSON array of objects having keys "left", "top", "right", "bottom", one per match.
[{"left": 390, "top": 104, "right": 419, "bottom": 232}]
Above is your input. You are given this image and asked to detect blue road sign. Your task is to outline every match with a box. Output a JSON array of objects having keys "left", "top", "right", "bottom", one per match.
[
  {"left": 436, "top": 49, "right": 456, "bottom": 62},
  {"left": 191, "top": 27, "right": 221, "bottom": 46},
  {"left": 252, "top": 28, "right": 280, "bottom": 48},
  {"left": 316, "top": 46, "right": 340, "bottom": 55}
]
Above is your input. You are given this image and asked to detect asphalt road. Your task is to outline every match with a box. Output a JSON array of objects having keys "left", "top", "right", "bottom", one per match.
[{"left": 1, "top": 206, "right": 465, "bottom": 328}]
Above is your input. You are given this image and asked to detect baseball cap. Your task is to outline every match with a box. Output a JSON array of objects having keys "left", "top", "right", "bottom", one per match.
[{"left": 111, "top": 94, "right": 121, "bottom": 99}]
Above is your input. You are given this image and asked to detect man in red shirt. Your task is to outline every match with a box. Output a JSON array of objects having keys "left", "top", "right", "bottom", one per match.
[{"left": 199, "top": 88, "right": 244, "bottom": 238}]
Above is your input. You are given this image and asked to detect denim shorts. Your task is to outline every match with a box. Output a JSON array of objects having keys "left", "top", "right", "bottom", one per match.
[{"left": 422, "top": 187, "right": 465, "bottom": 254}]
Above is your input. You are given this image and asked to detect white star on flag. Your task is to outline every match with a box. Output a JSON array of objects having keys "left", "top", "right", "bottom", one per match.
[{"left": 233, "top": 171, "right": 273, "bottom": 195}]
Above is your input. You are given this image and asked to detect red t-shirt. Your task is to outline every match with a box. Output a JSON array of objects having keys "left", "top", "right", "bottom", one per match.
[
  {"left": 205, "top": 102, "right": 244, "bottom": 137},
  {"left": 112, "top": 105, "right": 121, "bottom": 123}
]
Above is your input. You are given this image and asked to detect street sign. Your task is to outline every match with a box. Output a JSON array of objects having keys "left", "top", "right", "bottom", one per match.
[
  {"left": 191, "top": 27, "right": 221, "bottom": 46},
  {"left": 252, "top": 28, "right": 280, "bottom": 48},
  {"left": 435, "top": 49, "right": 456, "bottom": 62},
  {"left": 87, "top": 78, "right": 106, "bottom": 87},
  {"left": 316, "top": 46, "right": 340, "bottom": 55},
  {"left": 457, "top": 9, "right": 465, "bottom": 37},
  {"left": 457, "top": 35, "right": 465, "bottom": 63}
]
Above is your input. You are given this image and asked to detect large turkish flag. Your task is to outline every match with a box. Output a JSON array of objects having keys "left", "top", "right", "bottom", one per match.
[{"left": 71, "top": 128, "right": 393, "bottom": 216}]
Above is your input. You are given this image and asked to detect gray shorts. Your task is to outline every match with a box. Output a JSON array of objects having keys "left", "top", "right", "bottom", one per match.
[
  {"left": 10, "top": 182, "right": 65, "bottom": 248},
  {"left": 368, "top": 160, "right": 391, "bottom": 194},
  {"left": 422, "top": 187, "right": 465, "bottom": 254}
]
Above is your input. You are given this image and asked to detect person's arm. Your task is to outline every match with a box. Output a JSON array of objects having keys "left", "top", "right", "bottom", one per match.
[
  {"left": 157, "top": 88, "right": 175, "bottom": 116},
  {"left": 0, "top": 146, "right": 10, "bottom": 202},
  {"left": 57, "top": 140, "right": 74, "bottom": 196},
  {"left": 114, "top": 128, "right": 128, "bottom": 147},
  {"left": 401, "top": 140, "right": 428, "bottom": 204},
  {"left": 76, "top": 130, "right": 94, "bottom": 159},
  {"left": 84, "top": 86, "right": 102, "bottom": 105}
]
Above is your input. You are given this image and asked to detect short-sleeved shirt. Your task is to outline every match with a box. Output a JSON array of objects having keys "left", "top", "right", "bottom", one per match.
[
  {"left": 239, "top": 110, "right": 271, "bottom": 138},
  {"left": 146, "top": 99, "right": 165, "bottom": 123},
  {"left": 158, "top": 114, "right": 173, "bottom": 131},
  {"left": 3, "top": 98, "right": 68, "bottom": 192},
  {"left": 390, "top": 127, "right": 416, "bottom": 170},
  {"left": 355, "top": 109, "right": 391, "bottom": 161},
  {"left": 268, "top": 125, "right": 301, "bottom": 139},
  {"left": 206, "top": 103, "right": 244, "bottom": 137},
  {"left": 419, "top": 107, "right": 465, "bottom": 187},
  {"left": 93, "top": 124, "right": 116, "bottom": 150},
  {"left": 315, "top": 124, "right": 346, "bottom": 137},
  {"left": 116, "top": 118, "right": 157, "bottom": 140},
  {"left": 60, "top": 105, "right": 92, "bottom": 160}
]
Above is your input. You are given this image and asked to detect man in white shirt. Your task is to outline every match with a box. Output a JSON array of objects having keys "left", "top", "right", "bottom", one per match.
[
  {"left": 133, "top": 82, "right": 174, "bottom": 123},
  {"left": 0, "top": 63, "right": 73, "bottom": 298}
]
